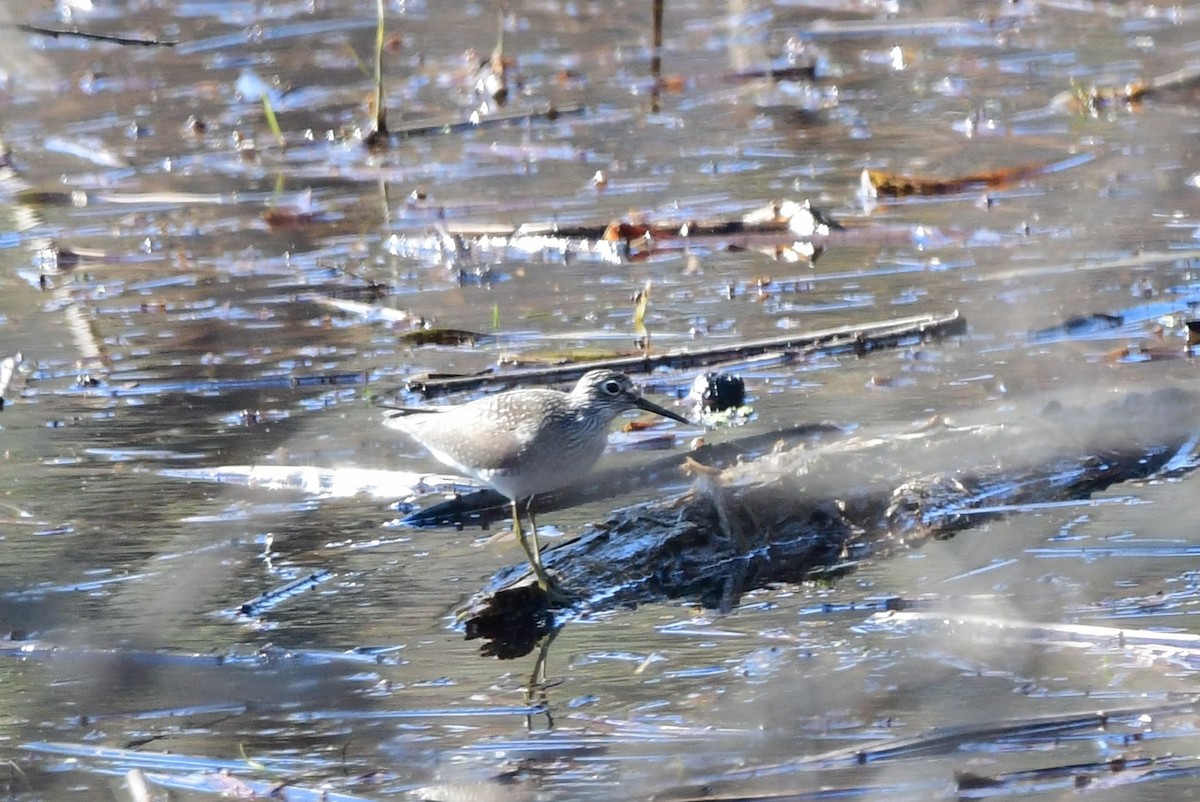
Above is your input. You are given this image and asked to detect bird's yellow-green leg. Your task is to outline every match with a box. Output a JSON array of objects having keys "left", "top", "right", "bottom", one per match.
[
  {"left": 526, "top": 499, "right": 544, "bottom": 569},
  {"left": 513, "top": 499, "right": 571, "bottom": 602},
  {"left": 512, "top": 499, "right": 551, "bottom": 590}
]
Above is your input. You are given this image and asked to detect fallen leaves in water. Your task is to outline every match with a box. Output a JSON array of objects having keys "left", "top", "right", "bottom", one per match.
[
  {"left": 861, "top": 161, "right": 1058, "bottom": 197},
  {"left": 399, "top": 328, "right": 493, "bottom": 347}
]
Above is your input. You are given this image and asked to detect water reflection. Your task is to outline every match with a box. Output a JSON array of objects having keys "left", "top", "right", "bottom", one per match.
[{"left": 3, "top": 0, "right": 1200, "bottom": 798}]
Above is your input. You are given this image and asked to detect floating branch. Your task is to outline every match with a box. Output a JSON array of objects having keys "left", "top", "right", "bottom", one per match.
[
  {"left": 10, "top": 23, "right": 177, "bottom": 47},
  {"left": 400, "top": 310, "right": 966, "bottom": 397},
  {"left": 392, "top": 198, "right": 922, "bottom": 265},
  {"left": 235, "top": 570, "right": 335, "bottom": 619}
]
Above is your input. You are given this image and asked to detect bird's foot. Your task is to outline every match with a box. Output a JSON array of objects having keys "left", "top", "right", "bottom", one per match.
[{"left": 534, "top": 572, "right": 578, "bottom": 609}]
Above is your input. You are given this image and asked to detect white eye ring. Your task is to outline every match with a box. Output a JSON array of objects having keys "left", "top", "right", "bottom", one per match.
[{"left": 602, "top": 379, "right": 622, "bottom": 395}]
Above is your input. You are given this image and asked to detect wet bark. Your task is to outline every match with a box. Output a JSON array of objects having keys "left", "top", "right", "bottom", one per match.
[{"left": 402, "top": 310, "right": 966, "bottom": 398}]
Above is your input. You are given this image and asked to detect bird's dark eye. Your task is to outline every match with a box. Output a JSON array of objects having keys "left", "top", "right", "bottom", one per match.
[{"left": 602, "top": 379, "right": 622, "bottom": 395}]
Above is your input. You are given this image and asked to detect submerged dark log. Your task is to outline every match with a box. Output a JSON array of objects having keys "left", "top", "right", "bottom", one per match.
[{"left": 460, "top": 387, "right": 1200, "bottom": 658}]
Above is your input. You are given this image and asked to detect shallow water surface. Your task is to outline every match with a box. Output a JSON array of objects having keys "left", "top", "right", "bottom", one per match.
[{"left": 4, "top": 1, "right": 1200, "bottom": 800}]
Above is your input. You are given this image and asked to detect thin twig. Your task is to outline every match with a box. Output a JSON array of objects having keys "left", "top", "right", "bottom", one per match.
[
  {"left": 11, "top": 23, "right": 177, "bottom": 47},
  {"left": 650, "top": 0, "right": 664, "bottom": 113}
]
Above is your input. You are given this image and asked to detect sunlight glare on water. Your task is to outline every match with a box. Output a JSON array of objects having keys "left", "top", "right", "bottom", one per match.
[{"left": 3, "top": 1, "right": 1200, "bottom": 800}]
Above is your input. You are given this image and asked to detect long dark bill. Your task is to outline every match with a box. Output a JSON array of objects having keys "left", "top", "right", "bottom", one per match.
[{"left": 633, "top": 396, "right": 690, "bottom": 424}]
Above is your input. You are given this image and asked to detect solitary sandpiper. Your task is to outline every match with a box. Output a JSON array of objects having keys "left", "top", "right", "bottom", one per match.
[{"left": 384, "top": 369, "right": 689, "bottom": 596}]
